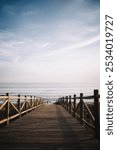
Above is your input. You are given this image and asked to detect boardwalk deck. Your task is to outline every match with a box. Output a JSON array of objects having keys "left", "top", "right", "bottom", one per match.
[{"left": 0, "top": 104, "right": 100, "bottom": 150}]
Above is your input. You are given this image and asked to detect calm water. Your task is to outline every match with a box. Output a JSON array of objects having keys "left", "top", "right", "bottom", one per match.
[{"left": 0, "top": 82, "right": 99, "bottom": 102}]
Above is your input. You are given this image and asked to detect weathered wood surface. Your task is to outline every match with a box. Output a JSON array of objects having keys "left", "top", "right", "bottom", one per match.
[{"left": 0, "top": 104, "right": 100, "bottom": 150}]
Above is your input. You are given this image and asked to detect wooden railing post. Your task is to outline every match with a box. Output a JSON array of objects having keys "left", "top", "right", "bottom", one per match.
[
  {"left": 32, "top": 96, "right": 35, "bottom": 107},
  {"left": 37, "top": 97, "right": 39, "bottom": 105},
  {"left": 80, "top": 93, "right": 84, "bottom": 126},
  {"left": 18, "top": 94, "right": 21, "bottom": 117},
  {"left": 30, "top": 96, "right": 33, "bottom": 107},
  {"left": 94, "top": 90, "right": 100, "bottom": 139},
  {"left": 63, "top": 97, "right": 65, "bottom": 108},
  {"left": 64, "top": 97, "right": 66, "bottom": 108},
  {"left": 73, "top": 94, "right": 76, "bottom": 117},
  {"left": 34, "top": 96, "right": 36, "bottom": 106},
  {"left": 33, "top": 96, "right": 35, "bottom": 106},
  {"left": 58, "top": 98, "right": 61, "bottom": 105},
  {"left": 37, "top": 98, "right": 39, "bottom": 105},
  {"left": 35, "top": 97, "right": 37, "bottom": 106},
  {"left": 6, "top": 93, "right": 10, "bottom": 125},
  {"left": 69, "top": 95, "right": 71, "bottom": 114},
  {"left": 36, "top": 97, "right": 38, "bottom": 105},
  {"left": 25, "top": 95, "right": 27, "bottom": 110},
  {"left": 63, "top": 97, "right": 65, "bottom": 107},
  {"left": 66, "top": 96, "right": 68, "bottom": 111},
  {"left": 39, "top": 97, "right": 43, "bottom": 104}
]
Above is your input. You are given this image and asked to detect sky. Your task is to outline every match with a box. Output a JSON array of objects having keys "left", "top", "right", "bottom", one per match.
[{"left": 0, "top": 0, "right": 100, "bottom": 83}]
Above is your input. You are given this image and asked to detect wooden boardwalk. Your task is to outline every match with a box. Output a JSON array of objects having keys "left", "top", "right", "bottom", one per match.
[{"left": 0, "top": 104, "right": 100, "bottom": 150}]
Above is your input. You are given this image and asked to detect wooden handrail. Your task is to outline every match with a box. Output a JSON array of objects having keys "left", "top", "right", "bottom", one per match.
[
  {"left": 0, "top": 93, "right": 47, "bottom": 125},
  {"left": 57, "top": 89, "right": 100, "bottom": 139}
]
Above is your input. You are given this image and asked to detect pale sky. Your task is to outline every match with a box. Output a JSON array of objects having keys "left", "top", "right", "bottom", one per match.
[{"left": 0, "top": 0, "right": 100, "bottom": 83}]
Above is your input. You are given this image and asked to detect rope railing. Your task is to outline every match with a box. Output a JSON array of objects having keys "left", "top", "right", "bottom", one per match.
[
  {"left": 0, "top": 93, "right": 47, "bottom": 125},
  {"left": 57, "top": 89, "right": 100, "bottom": 139}
]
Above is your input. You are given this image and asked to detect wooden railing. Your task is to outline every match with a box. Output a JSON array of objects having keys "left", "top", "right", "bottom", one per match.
[
  {"left": 57, "top": 89, "right": 100, "bottom": 139},
  {"left": 0, "top": 93, "right": 47, "bottom": 125}
]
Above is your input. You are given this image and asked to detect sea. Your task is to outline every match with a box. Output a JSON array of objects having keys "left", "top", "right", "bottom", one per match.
[{"left": 0, "top": 82, "right": 99, "bottom": 103}]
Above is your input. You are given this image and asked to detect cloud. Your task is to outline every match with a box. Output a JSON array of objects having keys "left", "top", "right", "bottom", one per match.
[{"left": 0, "top": 0, "right": 100, "bottom": 83}]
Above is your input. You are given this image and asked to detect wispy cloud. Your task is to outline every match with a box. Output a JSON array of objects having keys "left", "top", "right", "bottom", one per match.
[{"left": 0, "top": 0, "right": 100, "bottom": 83}]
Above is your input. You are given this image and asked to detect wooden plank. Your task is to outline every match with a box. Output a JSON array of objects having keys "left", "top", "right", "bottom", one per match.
[
  {"left": 20, "top": 101, "right": 26, "bottom": 111},
  {"left": 0, "top": 104, "right": 99, "bottom": 150},
  {"left": 0, "top": 96, "right": 8, "bottom": 99},
  {"left": 69, "top": 95, "right": 71, "bottom": 113},
  {"left": 10, "top": 102, "right": 20, "bottom": 113},
  {"left": 94, "top": 90, "right": 100, "bottom": 139},
  {"left": 82, "top": 119, "right": 95, "bottom": 129},
  {"left": 73, "top": 95, "right": 76, "bottom": 117},
  {"left": 80, "top": 93, "right": 84, "bottom": 125},
  {"left": 83, "top": 101, "right": 95, "bottom": 122},
  {"left": 0, "top": 118, "right": 7, "bottom": 124},
  {"left": 0, "top": 99, "right": 8, "bottom": 110},
  {"left": 5, "top": 93, "right": 10, "bottom": 124}
]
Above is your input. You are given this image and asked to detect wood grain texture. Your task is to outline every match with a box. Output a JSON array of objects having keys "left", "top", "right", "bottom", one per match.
[{"left": 0, "top": 104, "right": 100, "bottom": 150}]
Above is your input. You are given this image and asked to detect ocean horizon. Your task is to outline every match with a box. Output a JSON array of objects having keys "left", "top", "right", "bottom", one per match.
[{"left": 0, "top": 82, "right": 99, "bottom": 102}]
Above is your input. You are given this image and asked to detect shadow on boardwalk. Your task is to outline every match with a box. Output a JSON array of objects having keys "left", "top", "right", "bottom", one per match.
[{"left": 0, "top": 104, "right": 99, "bottom": 150}]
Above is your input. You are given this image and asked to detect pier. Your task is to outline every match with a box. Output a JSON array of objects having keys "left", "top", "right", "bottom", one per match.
[{"left": 0, "top": 90, "right": 100, "bottom": 150}]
